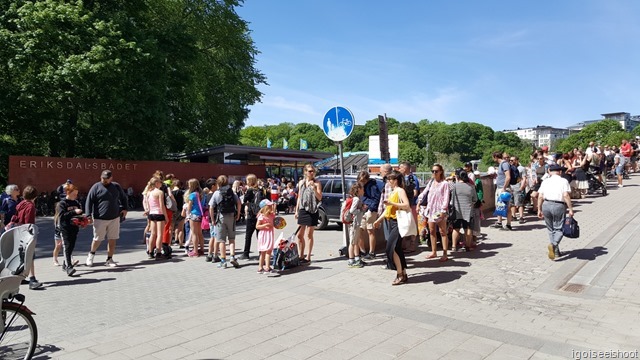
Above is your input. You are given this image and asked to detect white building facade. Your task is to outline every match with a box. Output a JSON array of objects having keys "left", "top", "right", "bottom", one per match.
[{"left": 503, "top": 125, "right": 569, "bottom": 149}]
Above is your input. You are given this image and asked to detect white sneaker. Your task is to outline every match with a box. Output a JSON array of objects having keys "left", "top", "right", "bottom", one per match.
[
  {"left": 618, "top": 184, "right": 624, "bottom": 188},
  {"left": 105, "top": 258, "right": 117, "bottom": 267},
  {"left": 86, "top": 253, "right": 95, "bottom": 267}
]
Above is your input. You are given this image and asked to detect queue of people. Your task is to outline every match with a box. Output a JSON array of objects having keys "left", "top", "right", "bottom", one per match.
[{"left": 1, "top": 137, "right": 633, "bottom": 289}]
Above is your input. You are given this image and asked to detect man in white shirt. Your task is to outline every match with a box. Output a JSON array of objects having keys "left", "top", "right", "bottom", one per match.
[{"left": 537, "top": 164, "right": 574, "bottom": 260}]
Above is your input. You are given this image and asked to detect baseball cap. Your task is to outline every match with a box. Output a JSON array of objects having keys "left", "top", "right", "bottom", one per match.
[
  {"left": 541, "top": 146, "right": 549, "bottom": 152},
  {"left": 259, "top": 199, "right": 273, "bottom": 209},
  {"left": 101, "top": 170, "right": 112, "bottom": 179}
]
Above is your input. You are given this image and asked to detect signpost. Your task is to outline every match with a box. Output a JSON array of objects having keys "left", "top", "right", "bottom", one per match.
[{"left": 322, "top": 106, "right": 355, "bottom": 251}]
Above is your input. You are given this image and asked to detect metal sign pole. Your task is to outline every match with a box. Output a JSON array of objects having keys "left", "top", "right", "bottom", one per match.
[{"left": 338, "top": 141, "right": 349, "bottom": 248}]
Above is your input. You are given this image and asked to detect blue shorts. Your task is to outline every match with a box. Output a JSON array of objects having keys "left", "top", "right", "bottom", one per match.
[{"left": 615, "top": 165, "right": 624, "bottom": 175}]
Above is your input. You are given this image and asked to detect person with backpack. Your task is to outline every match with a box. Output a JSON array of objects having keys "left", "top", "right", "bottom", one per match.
[
  {"left": 342, "top": 183, "right": 365, "bottom": 268},
  {"left": 204, "top": 178, "right": 221, "bottom": 262},
  {"left": 209, "top": 175, "right": 241, "bottom": 269},
  {"left": 509, "top": 156, "right": 527, "bottom": 224},
  {"left": 358, "top": 171, "right": 381, "bottom": 260},
  {"left": 239, "top": 174, "right": 263, "bottom": 260},
  {"left": 491, "top": 151, "right": 513, "bottom": 231}
]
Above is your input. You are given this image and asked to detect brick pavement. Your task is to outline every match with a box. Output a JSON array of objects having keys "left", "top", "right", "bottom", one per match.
[{"left": 17, "top": 174, "right": 640, "bottom": 359}]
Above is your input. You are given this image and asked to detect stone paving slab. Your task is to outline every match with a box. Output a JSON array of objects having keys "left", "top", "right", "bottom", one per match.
[{"left": 14, "top": 174, "right": 640, "bottom": 359}]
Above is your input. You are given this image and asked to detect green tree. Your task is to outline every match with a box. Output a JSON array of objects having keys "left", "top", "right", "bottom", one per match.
[
  {"left": 557, "top": 120, "right": 625, "bottom": 153},
  {"left": 0, "top": 0, "right": 265, "bottom": 181},
  {"left": 399, "top": 141, "right": 425, "bottom": 166}
]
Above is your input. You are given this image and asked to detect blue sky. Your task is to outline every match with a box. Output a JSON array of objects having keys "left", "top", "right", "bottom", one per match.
[{"left": 237, "top": 1, "right": 640, "bottom": 131}]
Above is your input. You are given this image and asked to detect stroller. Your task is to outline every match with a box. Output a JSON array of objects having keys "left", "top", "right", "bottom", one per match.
[
  {"left": 587, "top": 166, "right": 607, "bottom": 196},
  {"left": 276, "top": 195, "right": 290, "bottom": 214},
  {"left": 271, "top": 226, "right": 301, "bottom": 271}
]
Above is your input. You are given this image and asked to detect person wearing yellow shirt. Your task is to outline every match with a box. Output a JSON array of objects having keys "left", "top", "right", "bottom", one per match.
[{"left": 374, "top": 170, "right": 410, "bottom": 286}]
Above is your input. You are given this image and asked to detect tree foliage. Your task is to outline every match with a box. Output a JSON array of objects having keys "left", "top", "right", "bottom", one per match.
[
  {"left": 0, "top": 0, "right": 265, "bottom": 182},
  {"left": 238, "top": 117, "right": 532, "bottom": 173},
  {"left": 556, "top": 119, "right": 628, "bottom": 153}
]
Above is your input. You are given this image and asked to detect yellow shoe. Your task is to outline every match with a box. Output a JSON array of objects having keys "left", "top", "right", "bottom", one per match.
[{"left": 547, "top": 244, "right": 555, "bottom": 260}]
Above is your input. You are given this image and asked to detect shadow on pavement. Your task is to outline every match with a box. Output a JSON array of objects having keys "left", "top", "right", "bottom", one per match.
[
  {"left": 75, "top": 264, "right": 145, "bottom": 276},
  {"left": 32, "top": 344, "right": 63, "bottom": 359},
  {"left": 408, "top": 259, "right": 471, "bottom": 269},
  {"left": 43, "top": 277, "right": 116, "bottom": 288},
  {"left": 513, "top": 223, "right": 546, "bottom": 231},
  {"left": 555, "top": 246, "right": 608, "bottom": 262},
  {"left": 408, "top": 270, "right": 468, "bottom": 284},
  {"left": 476, "top": 242, "right": 512, "bottom": 250}
]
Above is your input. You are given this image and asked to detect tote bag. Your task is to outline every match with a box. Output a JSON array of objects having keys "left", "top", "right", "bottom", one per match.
[{"left": 397, "top": 209, "right": 417, "bottom": 237}]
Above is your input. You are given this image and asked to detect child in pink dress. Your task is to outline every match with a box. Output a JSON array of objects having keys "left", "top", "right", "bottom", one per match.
[{"left": 256, "top": 200, "right": 275, "bottom": 274}]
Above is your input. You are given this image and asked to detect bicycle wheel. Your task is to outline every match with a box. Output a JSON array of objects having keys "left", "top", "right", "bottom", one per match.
[{"left": 0, "top": 305, "right": 38, "bottom": 360}]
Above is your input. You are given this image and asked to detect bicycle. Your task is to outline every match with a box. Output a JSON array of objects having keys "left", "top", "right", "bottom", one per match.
[{"left": 0, "top": 224, "right": 38, "bottom": 360}]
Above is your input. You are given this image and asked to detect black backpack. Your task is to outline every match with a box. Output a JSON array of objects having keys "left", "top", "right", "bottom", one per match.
[
  {"left": 509, "top": 164, "right": 520, "bottom": 185},
  {"left": 404, "top": 175, "right": 417, "bottom": 204},
  {"left": 246, "top": 188, "right": 264, "bottom": 218},
  {"left": 216, "top": 185, "right": 236, "bottom": 214},
  {"left": 605, "top": 154, "right": 615, "bottom": 167}
]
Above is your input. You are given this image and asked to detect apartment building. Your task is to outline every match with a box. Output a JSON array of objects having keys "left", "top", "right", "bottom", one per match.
[
  {"left": 503, "top": 125, "right": 569, "bottom": 148},
  {"left": 568, "top": 112, "right": 640, "bottom": 132}
]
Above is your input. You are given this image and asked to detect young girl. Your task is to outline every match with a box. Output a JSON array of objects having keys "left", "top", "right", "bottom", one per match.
[
  {"left": 55, "top": 184, "right": 86, "bottom": 276},
  {"left": 346, "top": 183, "right": 365, "bottom": 268},
  {"left": 255, "top": 199, "right": 275, "bottom": 274},
  {"left": 184, "top": 178, "right": 205, "bottom": 257},
  {"left": 146, "top": 177, "right": 168, "bottom": 260}
]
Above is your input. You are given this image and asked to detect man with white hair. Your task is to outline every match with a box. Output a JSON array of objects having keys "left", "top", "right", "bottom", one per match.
[{"left": 537, "top": 163, "right": 573, "bottom": 260}]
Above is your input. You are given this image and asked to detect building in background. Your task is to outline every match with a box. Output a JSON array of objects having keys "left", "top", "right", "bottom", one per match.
[
  {"left": 568, "top": 112, "right": 640, "bottom": 132},
  {"left": 503, "top": 125, "right": 569, "bottom": 149}
]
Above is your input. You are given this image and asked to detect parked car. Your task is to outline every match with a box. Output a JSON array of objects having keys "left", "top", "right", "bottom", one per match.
[{"left": 315, "top": 175, "right": 384, "bottom": 230}]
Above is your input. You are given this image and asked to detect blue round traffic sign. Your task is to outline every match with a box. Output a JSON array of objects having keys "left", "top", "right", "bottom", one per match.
[{"left": 322, "top": 106, "right": 355, "bottom": 142}]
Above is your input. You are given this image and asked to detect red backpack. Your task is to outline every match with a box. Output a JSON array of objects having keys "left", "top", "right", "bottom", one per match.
[{"left": 340, "top": 197, "right": 354, "bottom": 224}]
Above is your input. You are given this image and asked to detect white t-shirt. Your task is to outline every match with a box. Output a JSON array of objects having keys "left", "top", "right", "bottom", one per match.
[
  {"left": 538, "top": 174, "right": 571, "bottom": 202},
  {"left": 615, "top": 153, "right": 626, "bottom": 166}
]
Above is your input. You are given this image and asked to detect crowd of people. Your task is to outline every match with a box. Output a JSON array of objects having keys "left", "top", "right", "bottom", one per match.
[{"left": 0, "top": 138, "right": 635, "bottom": 288}]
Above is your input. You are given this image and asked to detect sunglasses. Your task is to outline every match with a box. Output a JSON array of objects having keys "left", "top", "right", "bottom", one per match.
[
  {"left": 307, "top": 169, "right": 315, "bottom": 173},
  {"left": 431, "top": 170, "right": 441, "bottom": 173}
]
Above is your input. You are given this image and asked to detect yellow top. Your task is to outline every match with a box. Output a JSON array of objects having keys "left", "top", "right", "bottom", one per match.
[{"left": 383, "top": 189, "right": 399, "bottom": 220}]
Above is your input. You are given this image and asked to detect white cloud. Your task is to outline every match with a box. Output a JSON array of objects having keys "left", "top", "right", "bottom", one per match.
[{"left": 262, "top": 95, "right": 319, "bottom": 115}]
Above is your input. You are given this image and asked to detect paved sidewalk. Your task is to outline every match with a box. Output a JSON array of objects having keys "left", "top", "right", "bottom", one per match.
[{"left": 20, "top": 174, "right": 640, "bottom": 359}]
